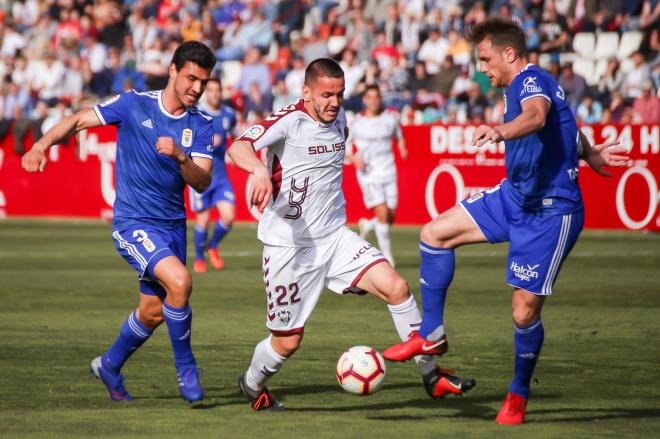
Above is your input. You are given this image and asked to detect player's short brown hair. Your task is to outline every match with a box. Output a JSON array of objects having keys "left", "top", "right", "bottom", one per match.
[
  {"left": 304, "top": 58, "right": 344, "bottom": 85},
  {"left": 467, "top": 18, "right": 527, "bottom": 57}
]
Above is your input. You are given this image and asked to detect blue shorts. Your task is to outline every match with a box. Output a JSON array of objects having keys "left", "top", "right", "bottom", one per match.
[
  {"left": 461, "top": 181, "right": 584, "bottom": 296},
  {"left": 112, "top": 223, "right": 187, "bottom": 298},
  {"left": 189, "top": 178, "right": 235, "bottom": 212}
]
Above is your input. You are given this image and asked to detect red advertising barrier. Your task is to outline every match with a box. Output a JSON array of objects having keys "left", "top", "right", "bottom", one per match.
[{"left": 1, "top": 124, "right": 658, "bottom": 231}]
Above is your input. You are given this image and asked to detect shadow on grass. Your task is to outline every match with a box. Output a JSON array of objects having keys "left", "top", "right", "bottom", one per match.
[{"left": 529, "top": 407, "right": 660, "bottom": 424}]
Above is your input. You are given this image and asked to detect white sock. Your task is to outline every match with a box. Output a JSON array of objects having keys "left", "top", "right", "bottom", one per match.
[
  {"left": 387, "top": 295, "right": 436, "bottom": 376},
  {"left": 244, "top": 335, "right": 287, "bottom": 394},
  {"left": 374, "top": 221, "right": 394, "bottom": 265}
]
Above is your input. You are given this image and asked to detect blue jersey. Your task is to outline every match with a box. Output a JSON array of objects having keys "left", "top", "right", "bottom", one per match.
[
  {"left": 504, "top": 63, "right": 582, "bottom": 214},
  {"left": 94, "top": 90, "right": 213, "bottom": 229},
  {"left": 200, "top": 105, "right": 236, "bottom": 180}
]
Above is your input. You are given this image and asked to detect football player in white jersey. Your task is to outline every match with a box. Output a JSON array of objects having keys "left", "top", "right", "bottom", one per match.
[
  {"left": 229, "top": 58, "right": 475, "bottom": 411},
  {"left": 346, "top": 84, "right": 408, "bottom": 266}
]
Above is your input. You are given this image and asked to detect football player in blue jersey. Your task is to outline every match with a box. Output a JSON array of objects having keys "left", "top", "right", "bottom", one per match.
[
  {"left": 21, "top": 41, "right": 217, "bottom": 404},
  {"left": 382, "top": 19, "right": 630, "bottom": 424},
  {"left": 190, "top": 77, "right": 237, "bottom": 273}
]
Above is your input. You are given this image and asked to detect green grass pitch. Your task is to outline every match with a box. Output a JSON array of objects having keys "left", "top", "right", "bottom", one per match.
[{"left": 1, "top": 219, "right": 659, "bottom": 438}]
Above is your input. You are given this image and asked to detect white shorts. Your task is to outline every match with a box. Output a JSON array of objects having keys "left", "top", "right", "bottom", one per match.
[
  {"left": 262, "top": 226, "right": 387, "bottom": 335},
  {"left": 358, "top": 179, "right": 398, "bottom": 209}
]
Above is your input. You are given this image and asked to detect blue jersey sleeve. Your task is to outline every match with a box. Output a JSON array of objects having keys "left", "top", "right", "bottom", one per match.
[
  {"left": 517, "top": 71, "right": 552, "bottom": 106},
  {"left": 191, "top": 119, "right": 213, "bottom": 160},
  {"left": 93, "top": 92, "right": 134, "bottom": 126}
]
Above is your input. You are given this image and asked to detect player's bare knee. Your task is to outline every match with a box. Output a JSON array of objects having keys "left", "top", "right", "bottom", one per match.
[
  {"left": 512, "top": 305, "right": 538, "bottom": 327},
  {"left": 167, "top": 271, "right": 192, "bottom": 301},
  {"left": 384, "top": 273, "right": 410, "bottom": 305},
  {"left": 137, "top": 307, "right": 164, "bottom": 328},
  {"left": 272, "top": 333, "right": 303, "bottom": 358},
  {"left": 421, "top": 220, "right": 452, "bottom": 248}
]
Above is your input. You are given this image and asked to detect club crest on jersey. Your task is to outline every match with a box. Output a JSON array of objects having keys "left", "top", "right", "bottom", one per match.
[
  {"left": 100, "top": 94, "right": 120, "bottom": 107},
  {"left": 181, "top": 128, "right": 193, "bottom": 148},
  {"left": 521, "top": 76, "right": 542, "bottom": 95},
  {"left": 277, "top": 309, "right": 291, "bottom": 325},
  {"left": 241, "top": 124, "right": 265, "bottom": 140}
]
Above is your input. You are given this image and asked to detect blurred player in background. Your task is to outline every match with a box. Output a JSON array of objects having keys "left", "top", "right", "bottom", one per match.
[
  {"left": 21, "top": 41, "right": 216, "bottom": 404},
  {"left": 346, "top": 84, "right": 408, "bottom": 267},
  {"left": 383, "top": 18, "right": 630, "bottom": 425},
  {"left": 190, "top": 77, "right": 237, "bottom": 272},
  {"left": 229, "top": 58, "right": 475, "bottom": 412}
]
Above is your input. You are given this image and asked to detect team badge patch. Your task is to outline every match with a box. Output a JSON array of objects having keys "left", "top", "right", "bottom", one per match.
[
  {"left": 240, "top": 124, "right": 265, "bottom": 140},
  {"left": 182, "top": 128, "right": 193, "bottom": 148},
  {"left": 277, "top": 309, "right": 291, "bottom": 325},
  {"left": 100, "top": 94, "right": 120, "bottom": 107}
]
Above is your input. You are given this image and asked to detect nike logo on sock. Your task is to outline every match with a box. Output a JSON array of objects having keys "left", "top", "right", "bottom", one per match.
[{"left": 422, "top": 339, "right": 446, "bottom": 351}]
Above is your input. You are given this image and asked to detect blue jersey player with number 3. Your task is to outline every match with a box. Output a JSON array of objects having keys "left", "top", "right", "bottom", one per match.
[
  {"left": 383, "top": 19, "right": 630, "bottom": 425},
  {"left": 21, "top": 41, "right": 217, "bottom": 404}
]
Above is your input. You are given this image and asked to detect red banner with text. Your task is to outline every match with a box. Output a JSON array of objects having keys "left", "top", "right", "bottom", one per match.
[{"left": 1, "top": 124, "right": 658, "bottom": 231}]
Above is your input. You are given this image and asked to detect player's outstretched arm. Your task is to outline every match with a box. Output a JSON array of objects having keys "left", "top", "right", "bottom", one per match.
[
  {"left": 21, "top": 108, "right": 102, "bottom": 173},
  {"left": 472, "top": 97, "right": 550, "bottom": 147},
  {"left": 578, "top": 131, "right": 631, "bottom": 177},
  {"left": 228, "top": 140, "right": 272, "bottom": 213},
  {"left": 155, "top": 136, "right": 212, "bottom": 192}
]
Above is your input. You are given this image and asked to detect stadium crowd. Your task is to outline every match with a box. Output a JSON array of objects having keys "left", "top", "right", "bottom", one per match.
[{"left": 0, "top": 0, "right": 658, "bottom": 153}]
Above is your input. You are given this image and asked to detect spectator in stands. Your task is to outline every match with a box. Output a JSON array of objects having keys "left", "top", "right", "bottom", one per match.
[
  {"left": 567, "top": 0, "right": 599, "bottom": 32},
  {"left": 400, "top": 11, "right": 422, "bottom": 61},
  {"left": 616, "top": 0, "right": 645, "bottom": 31},
  {"left": 632, "top": 81, "right": 660, "bottom": 123},
  {"left": 239, "top": 11, "right": 273, "bottom": 53},
  {"left": 318, "top": 7, "right": 346, "bottom": 40},
  {"left": 340, "top": 49, "right": 366, "bottom": 101},
  {"left": 216, "top": 15, "right": 246, "bottom": 61},
  {"left": 577, "top": 94, "right": 604, "bottom": 123},
  {"left": 28, "top": 51, "right": 65, "bottom": 106},
  {"left": 285, "top": 55, "right": 305, "bottom": 99},
  {"left": 609, "top": 91, "right": 628, "bottom": 121},
  {"left": 61, "top": 55, "right": 85, "bottom": 107},
  {"left": 521, "top": 11, "right": 541, "bottom": 50},
  {"left": 623, "top": 50, "right": 652, "bottom": 99},
  {"left": 408, "top": 61, "right": 432, "bottom": 94},
  {"left": 418, "top": 26, "right": 448, "bottom": 75},
  {"left": 272, "top": 78, "right": 295, "bottom": 111},
  {"left": 446, "top": 29, "right": 471, "bottom": 68},
  {"left": 539, "top": 2, "right": 570, "bottom": 59},
  {"left": 1, "top": 23, "right": 26, "bottom": 57},
  {"left": 236, "top": 47, "right": 271, "bottom": 97},
  {"left": 244, "top": 81, "right": 272, "bottom": 119},
  {"left": 598, "top": 57, "right": 625, "bottom": 102},
  {"left": 371, "top": 31, "right": 399, "bottom": 71},
  {"left": 302, "top": 29, "right": 330, "bottom": 64},
  {"left": 450, "top": 65, "right": 474, "bottom": 102},
  {"left": 180, "top": 9, "right": 203, "bottom": 42},
  {"left": 430, "top": 55, "right": 459, "bottom": 97},
  {"left": 559, "top": 63, "right": 588, "bottom": 111}
]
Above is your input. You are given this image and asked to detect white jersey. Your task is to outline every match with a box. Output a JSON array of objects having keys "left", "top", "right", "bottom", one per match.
[
  {"left": 235, "top": 99, "right": 348, "bottom": 247},
  {"left": 347, "top": 111, "right": 402, "bottom": 184}
]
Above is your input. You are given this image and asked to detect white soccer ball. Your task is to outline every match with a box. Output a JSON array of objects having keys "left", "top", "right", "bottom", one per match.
[{"left": 336, "top": 346, "right": 387, "bottom": 395}]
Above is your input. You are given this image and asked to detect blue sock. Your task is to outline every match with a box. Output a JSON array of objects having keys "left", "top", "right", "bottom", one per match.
[
  {"left": 510, "top": 319, "right": 544, "bottom": 399},
  {"left": 208, "top": 221, "right": 230, "bottom": 249},
  {"left": 102, "top": 311, "right": 153, "bottom": 375},
  {"left": 193, "top": 225, "right": 207, "bottom": 261},
  {"left": 418, "top": 242, "right": 454, "bottom": 340},
  {"left": 163, "top": 303, "right": 196, "bottom": 371}
]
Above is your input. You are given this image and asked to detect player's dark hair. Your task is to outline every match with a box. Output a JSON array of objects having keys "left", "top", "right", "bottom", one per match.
[
  {"left": 466, "top": 18, "right": 527, "bottom": 57},
  {"left": 171, "top": 41, "right": 216, "bottom": 72},
  {"left": 304, "top": 58, "right": 344, "bottom": 85},
  {"left": 363, "top": 84, "right": 381, "bottom": 96}
]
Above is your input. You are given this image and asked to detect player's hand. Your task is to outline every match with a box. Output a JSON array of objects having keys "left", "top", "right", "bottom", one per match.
[
  {"left": 21, "top": 147, "right": 48, "bottom": 172},
  {"left": 353, "top": 154, "right": 366, "bottom": 170},
  {"left": 156, "top": 136, "right": 186, "bottom": 164},
  {"left": 584, "top": 141, "right": 630, "bottom": 177},
  {"left": 250, "top": 164, "right": 273, "bottom": 213},
  {"left": 472, "top": 125, "right": 503, "bottom": 147}
]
